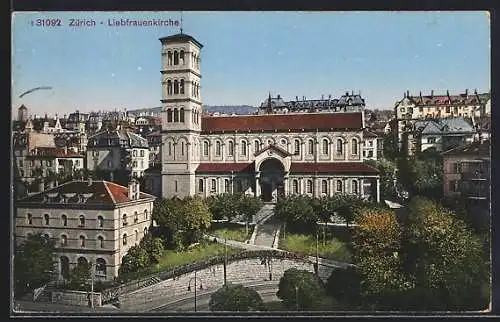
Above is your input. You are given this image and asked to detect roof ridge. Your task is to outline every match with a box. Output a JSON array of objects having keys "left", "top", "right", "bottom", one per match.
[{"left": 103, "top": 181, "right": 117, "bottom": 204}]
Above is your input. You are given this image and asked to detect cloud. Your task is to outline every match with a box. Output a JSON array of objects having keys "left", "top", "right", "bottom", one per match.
[
  {"left": 137, "top": 66, "right": 142, "bottom": 71},
  {"left": 436, "top": 43, "right": 443, "bottom": 47}
]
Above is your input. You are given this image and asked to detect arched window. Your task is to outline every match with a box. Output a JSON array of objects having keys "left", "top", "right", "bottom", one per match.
[
  {"left": 337, "top": 139, "right": 343, "bottom": 155},
  {"left": 292, "top": 180, "right": 299, "bottom": 194},
  {"left": 199, "top": 179, "right": 204, "bottom": 192},
  {"left": 97, "top": 215, "right": 103, "bottom": 228},
  {"left": 61, "top": 214, "right": 67, "bottom": 226},
  {"left": 27, "top": 213, "right": 32, "bottom": 225},
  {"left": 228, "top": 141, "right": 234, "bottom": 156},
  {"left": 352, "top": 180, "right": 358, "bottom": 194},
  {"left": 167, "top": 80, "right": 172, "bottom": 95},
  {"left": 180, "top": 79, "right": 185, "bottom": 94},
  {"left": 173, "top": 108, "right": 179, "bottom": 122},
  {"left": 175, "top": 180, "right": 178, "bottom": 192},
  {"left": 203, "top": 141, "right": 209, "bottom": 156},
  {"left": 173, "top": 50, "right": 179, "bottom": 65},
  {"left": 180, "top": 108, "right": 185, "bottom": 122},
  {"left": 122, "top": 214, "right": 128, "bottom": 226},
  {"left": 351, "top": 139, "right": 358, "bottom": 155},
  {"left": 98, "top": 236, "right": 104, "bottom": 248},
  {"left": 322, "top": 139, "right": 329, "bottom": 155},
  {"left": 307, "top": 180, "right": 313, "bottom": 194},
  {"left": 294, "top": 140, "right": 300, "bottom": 155},
  {"left": 60, "top": 256, "right": 70, "bottom": 279},
  {"left": 135, "top": 230, "right": 139, "bottom": 242},
  {"left": 167, "top": 51, "right": 172, "bottom": 65},
  {"left": 180, "top": 50, "right": 185, "bottom": 65},
  {"left": 79, "top": 235, "right": 85, "bottom": 247},
  {"left": 60, "top": 234, "right": 67, "bottom": 247},
  {"left": 134, "top": 211, "right": 139, "bottom": 223},
  {"left": 144, "top": 227, "right": 148, "bottom": 236},
  {"left": 224, "top": 179, "right": 230, "bottom": 193},
  {"left": 181, "top": 141, "right": 185, "bottom": 156},
  {"left": 215, "top": 141, "right": 221, "bottom": 156},
  {"left": 77, "top": 257, "right": 88, "bottom": 267},
  {"left": 173, "top": 80, "right": 179, "bottom": 94},
  {"left": 196, "top": 84, "right": 200, "bottom": 97},
  {"left": 241, "top": 141, "right": 247, "bottom": 156},
  {"left": 322, "top": 180, "right": 328, "bottom": 194},
  {"left": 254, "top": 140, "right": 260, "bottom": 153},
  {"left": 123, "top": 233, "right": 128, "bottom": 246},
  {"left": 168, "top": 142, "right": 172, "bottom": 156},
  {"left": 144, "top": 209, "right": 148, "bottom": 220},
  {"left": 167, "top": 109, "right": 172, "bottom": 122},
  {"left": 96, "top": 258, "right": 107, "bottom": 277},
  {"left": 336, "top": 180, "right": 343, "bottom": 192},
  {"left": 79, "top": 215, "right": 85, "bottom": 227},
  {"left": 308, "top": 139, "right": 314, "bottom": 155},
  {"left": 211, "top": 179, "right": 217, "bottom": 192},
  {"left": 44, "top": 214, "right": 50, "bottom": 225}
]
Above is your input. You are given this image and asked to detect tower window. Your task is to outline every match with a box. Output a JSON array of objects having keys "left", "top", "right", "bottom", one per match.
[
  {"left": 167, "top": 51, "right": 172, "bottom": 66},
  {"left": 203, "top": 141, "right": 209, "bottom": 156},
  {"left": 167, "top": 80, "right": 172, "bottom": 95},
  {"left": 180, "top": 79, "right": 185, "bottom": 94},
  {"left": 180, "top": 108, "right": 185, "bottom": 123},
  {"left": 181, "top": 141, "right": 185, "bottom": 156},
  {"left": 174, "top": 50, "right": 179, "bottom": 65},
  {"left": 175, "top": 180, "right": 178, "bottom": 192},
  {"left": 228, "top": 141, "right": 234, "bottom": 156},
  {"left": 173, "top": 108, "right": 179, "bottom": 122},
  {"left": 167, "top": 109, "right": 172, "bottom": 123},
  {"left": 168, "top": 142, "right": 172, "bottom": 156},
  {"left": 174, "top": 80, "right": 179, "bottom": 94},
  {"left": 180, "top": 50, "right": 185, "bottom": 65}
]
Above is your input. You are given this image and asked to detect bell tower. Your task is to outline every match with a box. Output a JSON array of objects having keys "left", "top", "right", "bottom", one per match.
[{"left": 159, "top": 33, "right": 203, "bottom": 198}]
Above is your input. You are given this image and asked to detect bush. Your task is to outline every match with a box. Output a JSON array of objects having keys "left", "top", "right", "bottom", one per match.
[
  {"left": 276, "top": 268, "right": 325, "bottom": 310},
  {"left": 209, "top": 284, "right": 265, "bottom": 311}
]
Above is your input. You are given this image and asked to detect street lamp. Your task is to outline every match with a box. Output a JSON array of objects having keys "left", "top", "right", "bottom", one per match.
[
  {"left": 223, "top": 235, "right": 228, "bottom": 286},
  {"left": 315, "top": 229, "right": 319, "bottom": 275},
  {"left": 187, "top": 270, "right": 203, "bottom": 312},
  {"left": 87, "top": 263, "right": 95, "bottom": 309},
  {"left": 295, "top": 285, "right": 299, "bottom": 311}
]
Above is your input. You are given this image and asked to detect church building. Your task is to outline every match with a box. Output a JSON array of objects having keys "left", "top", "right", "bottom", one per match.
[{"left": 151, "top": 33, "right": 380, "bottom": 202}]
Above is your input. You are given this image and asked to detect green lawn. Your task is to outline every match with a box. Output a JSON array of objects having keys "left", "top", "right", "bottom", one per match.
[
  {"left": 152, "top": 242, "right": 241, "bottom": 272},
  {"left": 209, "top": 227, "right": 252, "bottom": 242},
  {"left": 279, "top": 233, "right": 352, "bottom": 262}
]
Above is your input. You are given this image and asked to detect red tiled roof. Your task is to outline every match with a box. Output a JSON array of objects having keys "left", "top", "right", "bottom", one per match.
[
  {"left": 18, "top": 180, "right": 156, "bottom": 206},
  {"left": 201, "top": 112, "right": 363, "bottom": 133},
  {"left": 26, "top": 147, "right": 84, "bottom": 158},
  {"left": 290, "top": 162, "right": 379, "bottom": 174},
  {"left": 196, "top": 163, "right": 254, "bottom": 173}
]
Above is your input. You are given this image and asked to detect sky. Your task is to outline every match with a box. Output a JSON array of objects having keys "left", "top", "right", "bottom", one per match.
[{"left": 12, "top": 11, "right": 490, "bottom": 118}]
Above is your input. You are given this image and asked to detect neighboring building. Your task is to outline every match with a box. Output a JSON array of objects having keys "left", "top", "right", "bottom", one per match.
[
  {"left": 259, "top": 92, "right": 365, "bottom": 114},
  {"left": 404, "top": 117, "right": 476, "bottom": 156},
  {"left": 22, "top": 147, "right": 85, "bottom": 185},
  {"left": 18, "top": 104, "right": 29, "bottom": 122},
  {"left": 155, "top": 33, "right": 380, "bottom": 202},
  {"left": 134, "top": 116, "right": 162, "bottom": 136},
  {"left": 15, "top": 179, "right": 155, "bottom": 282},
  {"left": 65, "top": 111, "right": 89, "bottom": 132},
  {"left": 87, "top": 112, "right": 103, "bottom": 134},
  {"left": 362, "top": 130, "right": 378, "bottom": 160},
  {"left": 86, "top": 129, "right": 149, "bottom": 178},
  {"left": 394, "top": 89, "right": 491, "bottom": 152},
  {"left": 442, "top": 139, "right": 490, "bottom": 207},
  {"left": 145, "top": 131, "right": 162, "bottom": 166}
]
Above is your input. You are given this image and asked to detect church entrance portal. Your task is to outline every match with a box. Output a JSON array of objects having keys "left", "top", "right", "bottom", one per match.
[{"left": 259, "top": 158, "right": 285, "bottom": 203}]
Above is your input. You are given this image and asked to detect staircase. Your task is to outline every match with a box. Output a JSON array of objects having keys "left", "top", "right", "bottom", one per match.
[
  {"left": 254, "top": 204, "right": 275, "bottom": 224},
  {"left": 34, "top": 281, "right": 58, "bottom": 303}
]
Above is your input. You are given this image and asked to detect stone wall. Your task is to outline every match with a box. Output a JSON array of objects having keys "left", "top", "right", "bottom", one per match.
[
  {"left": 51, "top": 290, "right": 102, "bottom": 307},
  {"left": 119, "top": 257, "right": 335, "bottom": 310}
]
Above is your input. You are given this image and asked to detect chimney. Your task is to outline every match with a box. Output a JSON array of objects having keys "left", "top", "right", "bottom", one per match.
[
  {"left": 406, "top": 90, "right": 410, "bottom": 97},
  {"left": 328, "top": 94, "right": 331, "bottom": 100},
  {"left": 277, "top": 94, "right": 281, "bottom": 100},
  {"left": 446, "top": 89, "right": 450, "bottom": 96},
  {"left": 465, "top": 89, "right": 469, "bottom": 98},
  {"left": 296, "top": 96, "right": 299, "bottom": 101},
  {"left": 431, "top": 90, "right": 434, "bottom": 97},
  {"left": 404, "top": 91, "right": 406, "bottom": 98},
  {"left": 321, "top": 94, "right": 324, "bottom": 100}
]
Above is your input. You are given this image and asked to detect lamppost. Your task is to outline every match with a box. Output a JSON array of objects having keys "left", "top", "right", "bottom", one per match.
[
  {"left": 315, "top": 229, "right": 319, "bottom": 275},
  {"left": 223, "top": 235, "right": 227, "bottom": 286},
  {"left": 87, "top": 263, "right": 95, "bottom": 309},
  {"left": 187, "top": 270, "right": 203, "bottom": 312},
  {"left": 295, "top": 285, "right": 299, "bottom": 311}
]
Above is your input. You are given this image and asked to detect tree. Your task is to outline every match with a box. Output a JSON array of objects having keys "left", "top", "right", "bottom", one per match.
[
  {"left": 118, "top": 245, "right": 150, "bottom": 281},
  {"left": 67, "top": 261, "right": 92, "bottom": 291},
  {"left": 14, "top": 233, "right": 57, "bottom": 295},
  {"left": 152, "top": 198, "right": 184, "bottom": 248},
  {"left": 238, "top": 195, "right": 263, "bottom": 235},
  {"left": 179, "top": 196, "right": 212, "bottom": 246},
  {"left": 209, "top": 194, "right": 241, "bottom": 222},
  {"left": 397, "top": 154, "right": 443, "bottom": 200},
  {"left": 139, "top": 234, "right": 165, "bottom": 264},
  {"left": 209, "top": 284, "right": 265, "bottom": 312},
  {"left": 274, "top": 195, "right": 317, "bottom": 233},
  {"left": 402, "top": 197, "right": 489, "bottom": 310},
  {"left": 276, "top": 268, "right": 325, "bottom": 310},
  {"left": 326, "top": 267, "right": 362, "bottom": 307}
]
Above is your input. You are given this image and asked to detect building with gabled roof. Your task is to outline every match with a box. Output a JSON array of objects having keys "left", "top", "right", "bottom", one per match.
[{"left": 15, "top": 179, "right": 155, "bottom": 282}]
